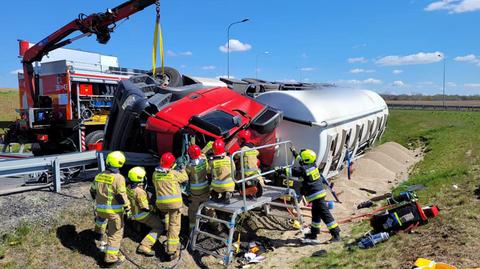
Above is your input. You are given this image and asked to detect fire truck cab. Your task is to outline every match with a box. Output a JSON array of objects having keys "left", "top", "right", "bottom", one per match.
[{"left": 14, "top": 42, "right": 142, "bottom": 155}]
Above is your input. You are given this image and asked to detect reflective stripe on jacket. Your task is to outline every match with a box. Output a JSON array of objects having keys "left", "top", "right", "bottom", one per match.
[
  {"left": 293, "top": 164, "right": 325, "bottom": 202},
  {"left": 91, "top": 170, "right": 130, "bottom": 214},
  {"left": 186, "top": 156, "right": 209, "bottom": 196},
  {"left": 208, "top": 155, "right": 235, "bottom": 192},
  {"left": 126, "top": 185, "right": 151, "bottom": 221},
  {"left": 236, "top": 145, "right": 261, "bottom": 177},
  {"left": 153, "top": 168, "right": 188, "bottom": 210}
]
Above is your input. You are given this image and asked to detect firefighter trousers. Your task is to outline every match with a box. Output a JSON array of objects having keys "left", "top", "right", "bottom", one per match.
[
  {"left": 310, "top": 198, "right": 340, "bottom": 236},
  {"left": 94, "top": 215, "right": 108, "bottom": 241},
  {"left": 96, "top": 212, "right": 124, "bottom": 263},
  {"left": 161, "top": 209, "right": 181, "bottom": 254},
  {"left": 188, "top": 192, "right": 211, "bottom": 230},
  {"left": 137, "top": 214, "right": 164, "bottom": 251}
]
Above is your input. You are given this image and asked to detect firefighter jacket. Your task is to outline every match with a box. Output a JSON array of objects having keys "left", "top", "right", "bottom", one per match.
[
  {"left": 235, "top": 145, "right": 261, "bottom": 177},
  {"left": 153, "top": 167, "right": 188, "bottom": 210},
  {"left": 126, "top": 184, "right": 152, "bottom": 221},
  {"left": 186, "top": 155, "right": 209, "bottom": 196},
  {"left": 90, "top": 169, "right": 130, "bottom": 214},
  {"left": 292, "top": 164, "right": 326, "bottom": 202},
  {"left": 208, "top": 155, "right": 235, "bottom": 192}
]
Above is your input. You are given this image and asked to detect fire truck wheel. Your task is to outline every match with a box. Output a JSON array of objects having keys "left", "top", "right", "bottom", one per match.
[
  {"left": 85, "top": 130, "right": 104, "bottom": 146},
  {"left": 153, "top": 66, "right": 183, "bottom": 87}
]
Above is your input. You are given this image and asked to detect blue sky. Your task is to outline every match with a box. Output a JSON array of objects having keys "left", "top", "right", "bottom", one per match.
[{"left": 1, "top": 0, "right": 480, "bottom": 95}]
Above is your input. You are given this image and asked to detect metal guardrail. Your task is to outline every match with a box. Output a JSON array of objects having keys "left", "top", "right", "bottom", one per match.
[
  {"left": 0, "top": 151, "right": 101, "bottom": 193},
  {"left": 387, "top": 103, "right": 480, "bottom": 112}
]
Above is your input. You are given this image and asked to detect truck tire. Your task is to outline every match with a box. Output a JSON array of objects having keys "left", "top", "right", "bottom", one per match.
[
  {"left": 153, "top": 66, "right": 183, "bottom": 87},
  {"left": 85, "top": 130, "right": 104, "bottom": 146}
]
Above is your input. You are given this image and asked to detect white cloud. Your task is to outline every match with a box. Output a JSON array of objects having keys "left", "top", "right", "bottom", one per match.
[
  {"left": 10, "top": 69, "right": 23, "bottom": 75},
  {"left": 300, "top": 67, "right": 315, "bottom": 72},
  {"left": 336, "top": 78, "right": 383, "bottom": 86},
  {"left": 375, "top": 52, "right": 444, "bottom": 66},
  {"left": 393, "top": 69, "right": 403, "bottom": 75},
  {"left": 425, "top": 0, "right": 480, "bottom": 13},
  {"left": 301, "top": 53, "right": 308, "bottom": 59},
  {"left": 201, "top": 65, "right": 216, "bottom": 70},
  {"left": 219, "top": 39, "right": 252, "bottom": 53},
  {"left": 447, "top": 82, "right": 457, "bottom": 87},
  {"left": 166, "top": 50, "right": 192, "bottom": 57},
  {"left": 180, "top": 64, "right": 187, "bottom": 68},
  {"left": 347, "top": 57, "right": 368, "bottom": 64},
  {"left": 464, "top": 83, "right": 480, "bottom": 88},
  {"left": 216, "top": 75, "right": 235, "bottom": 79},
  {"left": 454, "top": 54, "right": 480, "bottom": 65},
  {"left": 392, "top": 80, "right": 406, "bottom": 87},
  {"left": 279, "top": 79, "right": 298, "bottom": 83},
  {"left": 179, "top": 51, "right": 193, "bottom": 56},
  {"left": 350, "top": 68, "right": 375, "bottom": 74}
]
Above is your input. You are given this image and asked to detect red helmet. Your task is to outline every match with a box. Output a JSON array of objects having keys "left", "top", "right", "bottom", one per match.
[
  {"left": 212, "top": 139, "right": 226, "bottom": 156},
  {"left": 188, "top": 144, "right": 202, "bottom": 159},
  {"left": 160, "top": 152, "right": 176, "bottom": 169},
  {"left": 237, "top": 129, "right": 252, "bottom": 143}
]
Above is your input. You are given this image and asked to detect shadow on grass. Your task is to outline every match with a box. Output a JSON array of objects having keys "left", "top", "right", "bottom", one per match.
[
  {"left": 474, "top": 185, "right": 480, "bottom": 199},
  {"left": 56, "top": 225, "right": 104, "bottom": 266}
]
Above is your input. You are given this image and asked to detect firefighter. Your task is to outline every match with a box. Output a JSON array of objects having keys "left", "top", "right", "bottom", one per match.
[
  {"left": 153, "top": 152, "right": 188, "bottom": 261},
  {"left": 290, "top": 148, "right": 341, "bottom": 243},
  {"left": 90, "top": 151, "right": 130, "bottom": 266},
  {"left": 235, "top": 130, "right": 264, "bottom": 199},
  {"left": 185, "top": 144, "right": 210, "bottom": 231},
  {"left": 126, "top": 166, "right": 164, "bottom": 257},
  {"left": 208, "top": 139, "right": 235, "bottom": 204}
]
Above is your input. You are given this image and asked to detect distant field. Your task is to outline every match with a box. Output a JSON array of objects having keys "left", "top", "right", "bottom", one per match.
[
  {"left": 386, "top": 99, "right": 480, "bottom": 107},
  {"left": 0, "top": 88, "right": 19, "bottom": 121}
]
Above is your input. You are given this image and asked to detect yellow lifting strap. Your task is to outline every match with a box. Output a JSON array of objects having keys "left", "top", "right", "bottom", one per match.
[{"left": 152, "top": 1, "right": 164, "bottom": 75}]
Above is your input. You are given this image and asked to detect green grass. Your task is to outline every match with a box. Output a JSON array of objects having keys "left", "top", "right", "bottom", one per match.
[
  {"left": 0, "top": 88, "right": 19, "bottom": 121},
  {"left": 297, "top": 110, "right": 480, "bottom": 269},
  {"left": 0, "top": 222, "right": 32, "bottom": 261}
]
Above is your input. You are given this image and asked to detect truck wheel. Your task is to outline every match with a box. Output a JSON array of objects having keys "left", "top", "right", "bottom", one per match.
[
  {"left": 85, "top": 130, "right": 104, "bottom": 146},
  {"left": 153, "top": 66, "right": 183, "bottom": 87}
]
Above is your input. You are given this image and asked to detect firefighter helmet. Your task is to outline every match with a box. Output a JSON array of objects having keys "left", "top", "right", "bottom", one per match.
[
  {"left": 212, "top": 139, "right": 226, "bottom": 156},
  {"left": 237, "top": 129, "right": 252, "bottom": 143},
  {"left": 160, "top": 152, "right": 176, "bottom": 169},
  {"left": 128, "top": 166, "right": 146, "bottom": 183},
  {"left": 188, "top": 144, "right": 202, "bottom": 159},
  {"left": 106, "top": 151, "right": 126, "bottom": 168},
  {"left": 299, "top": 149, "right": 316, "bottom": 165}
]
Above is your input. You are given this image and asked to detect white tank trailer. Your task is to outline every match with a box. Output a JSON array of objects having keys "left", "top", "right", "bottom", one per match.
[{"left": 256, "top": 89, "right": 389, "bottom": 178}]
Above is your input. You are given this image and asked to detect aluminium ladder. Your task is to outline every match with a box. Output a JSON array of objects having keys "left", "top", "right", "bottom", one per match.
[{"left": 190, "top": 140, "right": 305, "bottom": 265}]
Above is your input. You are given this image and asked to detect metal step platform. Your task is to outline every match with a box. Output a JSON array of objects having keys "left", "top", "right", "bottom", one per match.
[{"left": 190, "top": 141, "right": 305, "bottom": 266}]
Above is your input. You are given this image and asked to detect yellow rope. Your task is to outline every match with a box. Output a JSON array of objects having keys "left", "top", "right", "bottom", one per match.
[{"left": 152, "top": 2, "right": 164, "bottom": 75}]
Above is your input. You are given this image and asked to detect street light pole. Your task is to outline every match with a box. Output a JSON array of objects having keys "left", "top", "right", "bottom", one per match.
[
  {"left": 442, "top": 56, "right": 446, "bottom": 109},
  {"left": 227, "top": 18, "right": 249, "bottom": 79},
  {"left": 255, "top": 51, "right": 270, "bottom": 79}
]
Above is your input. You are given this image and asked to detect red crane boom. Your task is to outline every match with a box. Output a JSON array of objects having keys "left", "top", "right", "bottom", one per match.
[{"left": 21, "top": 0, "right": 157, "bottom": 106}]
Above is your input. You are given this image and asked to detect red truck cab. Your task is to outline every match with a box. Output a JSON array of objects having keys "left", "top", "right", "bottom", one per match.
[{"left": 103, "top": 74, "right": 282, "bottom": 167}]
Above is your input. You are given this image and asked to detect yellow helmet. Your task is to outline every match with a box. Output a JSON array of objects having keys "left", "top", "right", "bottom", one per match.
[
  {"left": 299, "top": 149, "right": 316, "bottom": 164},
  {"left": 106, "top": 151, "right": 126, "bottom": 168},
  {"left": 128, "top": 166, "right": 146, "bottom": 183}
]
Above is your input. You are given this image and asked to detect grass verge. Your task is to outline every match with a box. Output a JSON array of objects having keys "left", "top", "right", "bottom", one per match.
[{"left": 297, "top": 110, "right": 480, "bottom": 269}]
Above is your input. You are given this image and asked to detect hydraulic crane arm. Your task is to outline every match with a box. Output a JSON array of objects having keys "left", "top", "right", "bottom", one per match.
[{"left": 21, "top": 0, "right": 157, "bottom": 106}]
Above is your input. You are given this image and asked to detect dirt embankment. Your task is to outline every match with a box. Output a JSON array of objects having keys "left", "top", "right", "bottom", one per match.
[{"left": 0, "top": 142, "right": 421, "bottom": 269}]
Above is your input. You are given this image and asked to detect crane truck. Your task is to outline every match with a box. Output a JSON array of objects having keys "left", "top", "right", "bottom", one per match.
[{"left": 0, "top": 0, "right": 161, "bottom": 156}]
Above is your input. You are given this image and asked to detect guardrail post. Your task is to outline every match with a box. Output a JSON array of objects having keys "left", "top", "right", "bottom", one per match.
[
  {"left": 97, "top": 152, "right": 105, "bottom": 172},
  {"left": 53, "top": 158, "right": 61, "bottom": 193}
]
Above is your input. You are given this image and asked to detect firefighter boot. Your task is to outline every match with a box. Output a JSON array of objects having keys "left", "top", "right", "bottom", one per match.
[
  {"left": 328, "top": 227, "right": 341, "bottom": 243},
  {"left": 168, "top": 251, "right": 179, "bottom": 262},
  {"left": 210, "top": 191, "right": 221, "bottom": 203},
  {"left": 302, "top": 228, "right": 321, "bottom": 245},
  {"left": 222, "top": 191, "right": 233, "bottom": 204},
  {"left": 137, "top": 245, "right": 155, "bottom": 257}
]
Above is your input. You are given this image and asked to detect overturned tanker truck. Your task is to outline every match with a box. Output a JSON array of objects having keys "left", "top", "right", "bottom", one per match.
[{"left": 102, "top": 69, "right": 389, "bottom": 182}]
